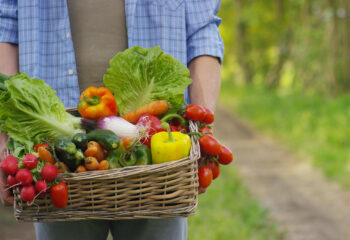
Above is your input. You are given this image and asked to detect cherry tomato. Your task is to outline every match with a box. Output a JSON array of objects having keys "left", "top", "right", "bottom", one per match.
[
  {"left": 198, "top": 166, "right": 213, "bottom": 188},
  {"left": 33, "top": 143, "right": 49, "bottom": 152},
  {"left": 185, "top": 104, "right": 206, "bottom": 121},
  {"left": 50, "top": 182, "right": 68, "bottom": 208},
  {"left": 208, "top": 160, "right": 220, "bottom": 179},
  {"left": 199, "top": 135, "right": 221, "bottom": 155},
  {"left": 203, "top": 108, "right": 214, "bottom": 124},
  {"left": 199, "top": 126, "right": 213, "bottom": 135},
  {"left": 218, "top": 145, "right": 233, "bottom": 165}
]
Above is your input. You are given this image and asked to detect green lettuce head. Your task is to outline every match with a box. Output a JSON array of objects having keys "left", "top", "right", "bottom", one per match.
[{"left": 103, "top": 46, "right": 192, "bottom": 115}]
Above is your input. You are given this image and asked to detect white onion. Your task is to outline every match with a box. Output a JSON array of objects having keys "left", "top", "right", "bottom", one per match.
[{"left": 98, "top": 116, "right": 139, "bottom": 139}]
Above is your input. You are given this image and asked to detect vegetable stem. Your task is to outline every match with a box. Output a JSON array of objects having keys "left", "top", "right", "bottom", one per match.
[
  {"left": 83, "top": 94, "right": 101, "bottom": 106},
  {"left": 161, "top": 113, "right": 186, "bottom": 125},
  {"left": 161, "top": 122, "right": 175, "bottom": 142}
]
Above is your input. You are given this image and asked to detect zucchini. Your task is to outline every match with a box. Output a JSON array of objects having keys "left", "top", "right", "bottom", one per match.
[
  {"left": 55, "top": 139, "right": 79, "bottom": 171},
  {"left": 72, "top": 133, "right": 87, "bottom": 149},
  {"left": 86, "top": 129, "right": 120, "bottom": 150},
  {"left": 55, "top": 139, "right": 76, "bottom": 154}
]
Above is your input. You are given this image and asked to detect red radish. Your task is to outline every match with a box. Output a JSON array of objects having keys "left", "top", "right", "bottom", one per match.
[
  {"left": 41, "top": 164, "right": 58, "bottom": 181},
  {"left": 35, "top": 180, "right": 48, "bottom": 198},
  {"left": 7, "top": 175, "right": 17, "bottom": 187},
  {"left": 20, "top": 185, "right": 36, "bottom": 202},
  {"left": 15, "top": 169, "right": 33, "bottom": 185},
  {"left": 0, "top": 155, "right": 18, "bottom": 175},
  {"left": 23, "top": 154, "right": 38, "bottom": 169}
]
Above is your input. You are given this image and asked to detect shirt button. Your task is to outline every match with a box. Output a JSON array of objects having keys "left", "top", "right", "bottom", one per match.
[
  {"left": 66, "top": 32, "right": 71, "bottom": 38},
  {"left": 68, "top": 69, "right": 74, "bottom": 75}
]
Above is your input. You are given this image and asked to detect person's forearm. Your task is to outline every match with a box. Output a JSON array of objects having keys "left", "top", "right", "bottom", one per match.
[
  {"left": 0, "top": 43, "right": 19, "bottom": 75},
  {"left": 0, "top": 43, "right": 17, "bottom": 206},
  {"left": 188, "top": 56, "right": 221, "bottom": 112}
]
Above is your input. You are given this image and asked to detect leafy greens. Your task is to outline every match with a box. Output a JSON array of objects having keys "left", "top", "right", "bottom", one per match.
[
  {"left": 0, "top": 73, "right": 83, "bottom": 149},
  {"left": 103, "top": 46, "right": 192, "bottom": 115}
]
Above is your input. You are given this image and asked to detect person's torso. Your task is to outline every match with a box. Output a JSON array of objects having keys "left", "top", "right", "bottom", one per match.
[
  {"left": 67, "top": 0, "right": 128, "bottom": 91},
  {"left": 17, "top": 0, "right": 190, "bottom": 107}
]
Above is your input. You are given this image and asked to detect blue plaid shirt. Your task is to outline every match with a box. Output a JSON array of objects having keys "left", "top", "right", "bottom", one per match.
[{"left": 0, "top": 0, "right": 224, "bottom": 107}]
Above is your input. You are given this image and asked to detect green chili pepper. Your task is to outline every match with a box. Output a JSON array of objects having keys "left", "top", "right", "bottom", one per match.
[
  {"left": 107, "top": 150, "right": 122, "bottom": 169},
  {"left": 134, "top": 145, "right": 151, "bottom": 165}
]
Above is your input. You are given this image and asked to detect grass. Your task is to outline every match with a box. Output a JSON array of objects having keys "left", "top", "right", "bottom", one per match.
[
  {"left": 220, "top": 82, "right": 350, "bottom": 187},
  {"left": 188, "top": 165, "right": 284, "bottom": 240}
]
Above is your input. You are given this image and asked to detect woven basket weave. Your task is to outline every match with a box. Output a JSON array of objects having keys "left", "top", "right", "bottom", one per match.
[{"left": 12, "top": 114, "right": 200, "bottom": 222}]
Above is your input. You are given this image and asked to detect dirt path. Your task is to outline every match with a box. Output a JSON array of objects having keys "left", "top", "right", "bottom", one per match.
[
  {"left": 215, "top": 106, "right": 350, "bottom": 240},
  {"left": 2, "top": 107, "right": 350, "bottom": 240}
]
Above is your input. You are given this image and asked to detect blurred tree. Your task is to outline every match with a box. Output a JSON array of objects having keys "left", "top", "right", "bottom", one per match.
[{"left": 219, "top": 0, "right": 350, "bottom": 94}]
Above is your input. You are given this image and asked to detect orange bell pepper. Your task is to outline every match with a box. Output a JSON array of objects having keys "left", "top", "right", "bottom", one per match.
[{"left": 78, "top": 87, "right": 117, "bottom": 120}]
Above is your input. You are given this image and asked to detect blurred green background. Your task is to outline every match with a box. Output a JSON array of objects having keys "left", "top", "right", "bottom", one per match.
[
  {"left": 189, "top": 0, "right": 350, "bottom": 239},
  {"left": 217, "top": 0, "right": 350, "bottom": 187}
]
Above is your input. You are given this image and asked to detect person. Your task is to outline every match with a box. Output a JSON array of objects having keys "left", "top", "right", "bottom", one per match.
[{"left": 0, "top": 0, "right": 223, "bottom": 239}]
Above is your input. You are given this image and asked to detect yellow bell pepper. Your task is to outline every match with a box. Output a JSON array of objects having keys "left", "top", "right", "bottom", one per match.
[{"left": 151, "top": 123, "right": 191, "bottom": 164}]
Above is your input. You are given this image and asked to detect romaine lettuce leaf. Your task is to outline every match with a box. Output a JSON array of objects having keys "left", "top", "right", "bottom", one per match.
[
  {"left": 0, "top": 73, "right": 83, "bottom": 149},
  {"left": 103, "top": 46, "right": 192, "bottom": 115}
]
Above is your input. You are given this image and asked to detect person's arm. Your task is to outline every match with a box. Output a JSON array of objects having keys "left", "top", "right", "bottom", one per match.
[
  {"left": 0, "top": 43, "right": 19, "bottom": 75},
  {"left": 185, "top": 0, "right": 224, "bottom": 111},
  {"left": 188, "top": 56, "right": 221, "bottom": 112},
  {"left": 0, "top": 43, "right": 18, "bottom": 206},
  {"left": 0, "top": 0, "right": 19, "bottom": 206}
]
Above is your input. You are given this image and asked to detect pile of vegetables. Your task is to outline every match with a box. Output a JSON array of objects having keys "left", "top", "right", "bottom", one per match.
[
  {"left": 0, "top": 46, "right": 233, "bottom": 206},
  {"left": 1, "top": 146, "right": 68, "bottom": 208}
]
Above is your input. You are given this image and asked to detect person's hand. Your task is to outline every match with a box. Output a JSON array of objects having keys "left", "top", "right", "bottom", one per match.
[
  {"left": 0, "top": 131, "right": 13, "bottom": 206},
  {"left": 0, "top": 168, "right": 13, "bottom": 206}
]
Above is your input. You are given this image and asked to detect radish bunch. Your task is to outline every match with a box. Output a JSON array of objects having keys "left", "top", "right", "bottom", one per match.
[{"left": 1, "top": 154, "right": 58, "bottom": 203}]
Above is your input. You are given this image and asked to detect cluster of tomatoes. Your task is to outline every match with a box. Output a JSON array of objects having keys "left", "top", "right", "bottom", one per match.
[
  {"left": 184, "top": 104, "right": 233, "bottom": 191},
  {"left": 0, "top": 152, "right": 68, "bottom": 208}
]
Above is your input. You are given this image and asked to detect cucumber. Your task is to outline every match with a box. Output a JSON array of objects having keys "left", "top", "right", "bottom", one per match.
[
  {"left": 55, "top": 139, "right": 76, "bottom": 154},
  {"left": 72, "top": 133, "right": 88, "bottom": 149},
  {"left": 86, "top": 129, "right": 120, "bottom": 150}
]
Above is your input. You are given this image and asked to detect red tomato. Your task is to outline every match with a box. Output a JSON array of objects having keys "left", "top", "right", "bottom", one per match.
[
  {"left": 199, "top": 135, "right": 221, "bottom": 155},
  {"left": 198, "top": 166, "right": 213, "bottom": 188},
  {"left": 208, "top": 160, "right": 220, "bottom": 179},
  {"left": 33, "top": 143, "right": 49, "bottom": 152},
  {"left": 203, "top": 108, "right": 214, "bottom": 124},
  {"left": 185, "top": 104, "right": 206, "bottom": 121},
  {"left": 199, "top": 126, "right": 213, "bottom": 135},
  {"left": 50, "top": 182, "right": 68, "bottom": 208},
  {"left": 218, "top": 145, "right": 233, "bottom": 165}
]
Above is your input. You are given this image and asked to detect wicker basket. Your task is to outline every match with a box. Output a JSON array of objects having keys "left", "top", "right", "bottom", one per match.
[{"left": 12, "top": 114, "right": 200, "bottom": 222}]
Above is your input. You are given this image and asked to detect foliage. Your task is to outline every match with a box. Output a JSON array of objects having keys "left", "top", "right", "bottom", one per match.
[
  {"left": 188, "top": 166, "right": 284, "bottom": 240},
  {"left": 220, "top": 84, "right": 350, "bottom": 187},
  {"left": 219, "top": 0, "right": 350, "bottom": 93}
]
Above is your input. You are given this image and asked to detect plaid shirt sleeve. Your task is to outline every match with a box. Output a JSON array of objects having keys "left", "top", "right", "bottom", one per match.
[
  {"left": 185, "top": 0, "right": 224, "bottom": 64},
  {"left": 0, "top": 0, "right": 18, "bottom": 44}
]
